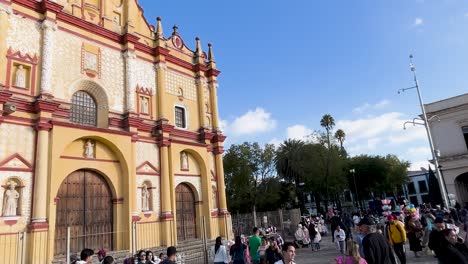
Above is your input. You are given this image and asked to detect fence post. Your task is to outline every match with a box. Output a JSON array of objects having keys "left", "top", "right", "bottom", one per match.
[
  {"left": 21, "top": 231, "right": 26, "bottom": 264},
  {"left": 66, "top": 226, "right": 71, "bottom": 264},
  {"left": 202, "top": 216, "right": 208, "bottom": 264},
  {"left": 133, "top": 221, "right": 137, "bottom": 254}
]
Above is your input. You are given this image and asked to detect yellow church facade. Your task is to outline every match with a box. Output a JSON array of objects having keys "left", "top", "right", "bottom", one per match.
[{"left": 0, "top": 0, "right": 231, "bottom": 263}]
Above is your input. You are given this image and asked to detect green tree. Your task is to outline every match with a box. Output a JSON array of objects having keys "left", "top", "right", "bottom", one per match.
[
  {"left": 334, "top": 129, "right": 346, "bottom": 150},
  {"left": 223, "top": 142, "right": 277, "bottom": 218},
  {"left": 320, "top": 114, "right": 335, "bottom": 149}
]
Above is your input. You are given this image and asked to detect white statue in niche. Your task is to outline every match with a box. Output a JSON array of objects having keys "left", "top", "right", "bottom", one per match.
[
  {"left": 140, "top": 97, "right": 148, "bottom": 114},
  {"left": 141, "top": 184, "right": 150, "bottom": 211},
  {"left": 84, "top": 139, "right": 95, "bottom": 158},
  {"left": 2, "top": 181, "right": 20, "bottom": 216},
  {"left": 181, "top": 152, "right": 189, "bottom": 170},
  {"left": 14, "top": 65, "right": 26, "bottom": 88}
]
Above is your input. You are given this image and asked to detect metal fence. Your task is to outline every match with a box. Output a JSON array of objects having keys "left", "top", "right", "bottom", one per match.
[
  {"left": 231, "top": 208, "right": 301, "bottom": 237},
  {"left": 0, "top": 231, "right": 26, "bottom": 264}
]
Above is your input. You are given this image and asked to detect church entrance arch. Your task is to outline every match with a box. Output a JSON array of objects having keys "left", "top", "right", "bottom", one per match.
[
  {"left": 54, "top": 170, "right": 113, "bottom": 256},
  {"left": 455, "top": 173, "right": 468, "bottom": 206},
  {"left": 176, "top": 183, "right": 197, "bottom": 241}
]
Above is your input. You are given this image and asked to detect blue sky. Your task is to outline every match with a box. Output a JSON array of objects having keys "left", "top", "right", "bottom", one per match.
[{"left": 139, "top": 0, "right": 468, "bottom": 170}]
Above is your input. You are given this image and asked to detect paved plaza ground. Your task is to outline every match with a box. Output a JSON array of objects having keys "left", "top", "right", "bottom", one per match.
[{"left": 293, "top": 236, "right": 438, "bottom": 264}]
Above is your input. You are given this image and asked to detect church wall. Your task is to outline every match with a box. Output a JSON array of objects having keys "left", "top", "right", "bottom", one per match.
[{"left": 6, "top": 12, "right": 41, "bottom": 58}]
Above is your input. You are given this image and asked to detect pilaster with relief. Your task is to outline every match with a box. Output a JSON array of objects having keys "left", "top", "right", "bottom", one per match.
[
  {"left": 124, "top": 50, "right": 136, "bottom": 112},
  {"left": 39, "top": 20, "right": 57, "bottom": 95}
]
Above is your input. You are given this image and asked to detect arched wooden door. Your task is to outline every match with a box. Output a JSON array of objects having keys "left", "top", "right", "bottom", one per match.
[
  {"left": 176, "top": 183, "right": 197, "bottom": 241},
  {"left": 54, "top": 170, "right": 113, "bottom": 256}
]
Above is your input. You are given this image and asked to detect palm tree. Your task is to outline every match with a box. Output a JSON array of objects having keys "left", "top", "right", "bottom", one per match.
[
  {"left": 320, "top": 114, "right": 335, "bottom": 148},
  {"left": 275, "top": 139, "right": 304, "bottom": 183},
  {"left": 334, "top": 129, "right": 346, "bottom": 150}
]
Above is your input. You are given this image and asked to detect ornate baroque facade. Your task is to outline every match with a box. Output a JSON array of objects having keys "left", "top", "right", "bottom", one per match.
[{"left": 0, "top": 0, "right": 231, "bottom": 263}]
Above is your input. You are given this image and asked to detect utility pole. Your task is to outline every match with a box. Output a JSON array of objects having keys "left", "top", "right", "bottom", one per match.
[{"left": 399, "top": 55, "right": 449, "bottom": 209}]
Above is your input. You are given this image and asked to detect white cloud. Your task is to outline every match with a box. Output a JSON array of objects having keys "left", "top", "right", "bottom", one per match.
[
  {"left": 219, "top": 119, "right": 229, "bottom": 133},
  {"left": 406, "top": 146, "right": 431, "bottom": 158},
  {"left": 337, "top": 112, "right": 427, "bottom": 156},
  {"left": 229, "top": 107, "right": 277, "bottom": 136},
  {"left": 353, "top": 99, "right": 390, "bottom": 113},
  {"left": 414, "top": 18, "right": 424, "bottom": 27},
  {"left": 409, "top": 160, "right": 432, "bottom": 171},
  {"left": 268, "top": 138, "right": 282, "bottom": 148},
  {"left": 287, "top": 125, "right": 313, "bottom": 140}
]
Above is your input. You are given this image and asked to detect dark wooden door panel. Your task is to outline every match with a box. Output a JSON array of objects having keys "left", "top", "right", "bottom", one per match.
[
  {"left": 54, "top": 170, "right": 113, "bottom": 256},
  {"left": 176, "top": 184, "right": 197, "bottom": 241}
]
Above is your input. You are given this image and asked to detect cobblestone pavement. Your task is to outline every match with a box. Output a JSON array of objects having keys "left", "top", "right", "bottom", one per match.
[{"left": 293, "top": 236, "right": 438, "bottom": 264}]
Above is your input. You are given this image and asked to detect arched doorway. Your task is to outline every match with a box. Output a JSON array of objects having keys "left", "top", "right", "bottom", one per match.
[
  {"left": 455, "top": 173, "right": 468, "bottom": 206},
  {"left": 54, "top": 170, "right": 113, "bottom": 256},
  {"left": 176, "top": 183, "right": 197, "bottom": 241}
]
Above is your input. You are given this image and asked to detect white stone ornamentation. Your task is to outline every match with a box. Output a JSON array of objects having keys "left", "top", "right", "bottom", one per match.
[
  {"left": 84, "top": 51, "right": 98, "bottom": 72},
  {"left": 124, "top": 50, "right": 136, "bottom": 112},
  {"left": 181, "top": 152, "right": 188, "bottom": 170},
  {"left": 2, "top": 181, "right": 19, "bottom": 216},
  {"left": 14, "top": 65, "right": 26, "bottom": 88},
  {"left": 140, "top": 96, "right": 149, "bottom": 114},
  {"left": 84, "top": 139, "right": 94, "bottom": 159},
  {"left": 141, "top": 184, "right": 150, "bottom": 212},
  {"left": 40, "top": 20, "right": 57, "bottom": 94}
]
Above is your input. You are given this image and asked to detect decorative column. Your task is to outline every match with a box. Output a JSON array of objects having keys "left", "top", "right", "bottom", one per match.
[
  {"left": 155, "top": 62, "right": 167, "bottom": 120},
  {"left": 124, "top": 50, "right": 136, "bottom": 112},
  {"left": 209, "top": 81, "right": 220, "bottom": 130},
  {"left": 28, "top": 100, "right": 59, "bottom": 264},
  {"left": 196, "top": 77, "right": 207, "bottom": 128},
  {"left": 39, "top": 20, "right": 57, "bottom": 96},
  {"left": 155, "top": 122, "right": 174, "bottom": 246},
  {"left": 0, "top": 3, "right": 12, "bottom": 86}
]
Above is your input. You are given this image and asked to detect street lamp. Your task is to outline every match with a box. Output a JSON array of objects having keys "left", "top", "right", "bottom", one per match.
[
  {"left": 399, "top": 54, "right": 450, "bottom": 209},
  {"left": 350, "top": 169, "right": 360, "bottom": 211}
]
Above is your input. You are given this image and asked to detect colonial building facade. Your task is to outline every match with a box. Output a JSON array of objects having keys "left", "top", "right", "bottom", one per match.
[
  {"left": 425, "top": 93, "right": 468, "bottom": 207},
  {"left": 0, "top": 0, "right": 231, "bottom": 263}
]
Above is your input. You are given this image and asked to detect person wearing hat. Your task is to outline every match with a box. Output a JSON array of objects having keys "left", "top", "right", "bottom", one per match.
[
  {"left": 385, "top": 215, "right": 406, "bottom": 264},
  {"left": 359, "top": 217, "right": 396, "bottom": 264},
  {"left": 160, "top": 246, "right": 177, "bottom": 264}
]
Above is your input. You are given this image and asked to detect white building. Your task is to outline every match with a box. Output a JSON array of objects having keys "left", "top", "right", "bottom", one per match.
[
  {"left": 403, "top": 170, "right": 430, "bottom": 206},
  {"left": 425, "top": 94, "right": 468, "bottom": 206}
]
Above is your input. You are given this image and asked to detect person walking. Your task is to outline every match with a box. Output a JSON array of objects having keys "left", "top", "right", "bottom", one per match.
[
  {"left": 160, "top": 247, "right": 177, "bottom": 264},
  {"left": 334, "top": 225, "right": 346, "bottom": 254},
  {"left": 428, "top": 217, "right": 447, "bottom": 263},
  {"left": 76, "top": 249, "right": 94, "bottom": 264},
  {"left": 405, "top": 214, "right": 423, "bottom": 258},
  {"left": 249, "top": 227, "right": 262, "bottom": 264},
  {"left": 437, "top": 229, "right": 468, "bottom": 264},
  {"left": 332, "top": 240, "right": 368, "bottom": 264},
  {"left": 359, "top": 217, "right": 396, "bottom": 264},
  {"left": 230, "top": 236, "right": 247, "bottom": 264},
  {"left": 273, "top": 242, "right": 296, "bottom": 264},
  {"left": 211, "top": 236, "right": 229, "bottom": 264},
  {"left": 385, "top": 215, "right": 407, "bottom": 264},
  {"left": 265, "top": 237, "right": 282, "bottom": 264}
]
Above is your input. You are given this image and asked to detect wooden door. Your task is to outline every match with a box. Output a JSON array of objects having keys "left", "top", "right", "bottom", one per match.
[
  {"left": 54, "top": 170, "right": 113, "bottom": 256},
  {"left": 176, "top": 183, "right": 197, "bottom": 241}
]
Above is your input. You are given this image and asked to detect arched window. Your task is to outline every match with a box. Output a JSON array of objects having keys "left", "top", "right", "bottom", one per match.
[{"left": 71, "top": 91, "right": 97, "bottom": 126}]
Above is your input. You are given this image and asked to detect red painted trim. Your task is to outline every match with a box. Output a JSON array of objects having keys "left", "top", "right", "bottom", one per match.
[
  {"left": 58, "top": 25, "right": 120, "bottom": 52},
  {"left": 172, "top": 129, "right": 198, "bottom": 140},
  {"left": 60, "top": 155, "right": 119, "bottom": 163},
  {"left": 0, "top": 153, "right": 33, "bottom": 169},
  {"left": 12, "top": 0, "right": 40, "bottom": 11},
  {"left": 213, "top": 146, "right": 225, "bottom": 155},
  {"left": 211, "top": 134, "right": 227, "bottom": 144},
  {"left": 27, "top": 221, "right": 49, "bottom": 232},
  {"left": 29, "top": 122, "right": 39, "bottom": 225},
  {"left": 112, "top": 198, "right": 124, "bottom": 204},
  {"left": 34, "top": 99, "right": 60, "bottom": 113},
  {"left": 171, "top": 139, "right": 207, "bottom": 148},
  {"left": 40, "top": 0, "right": 64, "bottom": 14},
  {"left": 0, "top": 167, "right": 32, "bottom": 172},
  {"left": 51, "top": 120, "right": 134, "bottom": 137},
  {"left": 136, "top": 161, "right": 160, "bottom": 175},
  {"left": 132, "top": 215, "right": 142, "bottom": 222},
  {"left": 174, "top": 173, "right": 201, "bottom": 177},
  {"left": 218, "top": 209, "right": 230, "bottom": 216},
  {"left": 160, "top": 212, "right": 174, "bottom": 221}
]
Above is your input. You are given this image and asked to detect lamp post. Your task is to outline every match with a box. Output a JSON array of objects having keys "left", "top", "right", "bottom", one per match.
[
  {"left": 350, "top": 169, "right": 360, "bottom": 211},
  {"left": 399, "top": 55, "right": 450, "bottom": 209}
]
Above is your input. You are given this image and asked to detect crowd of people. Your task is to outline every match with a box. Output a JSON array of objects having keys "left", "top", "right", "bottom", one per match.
[{"left": 70, "top": 246, "right": 176, "bottom": 264}]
